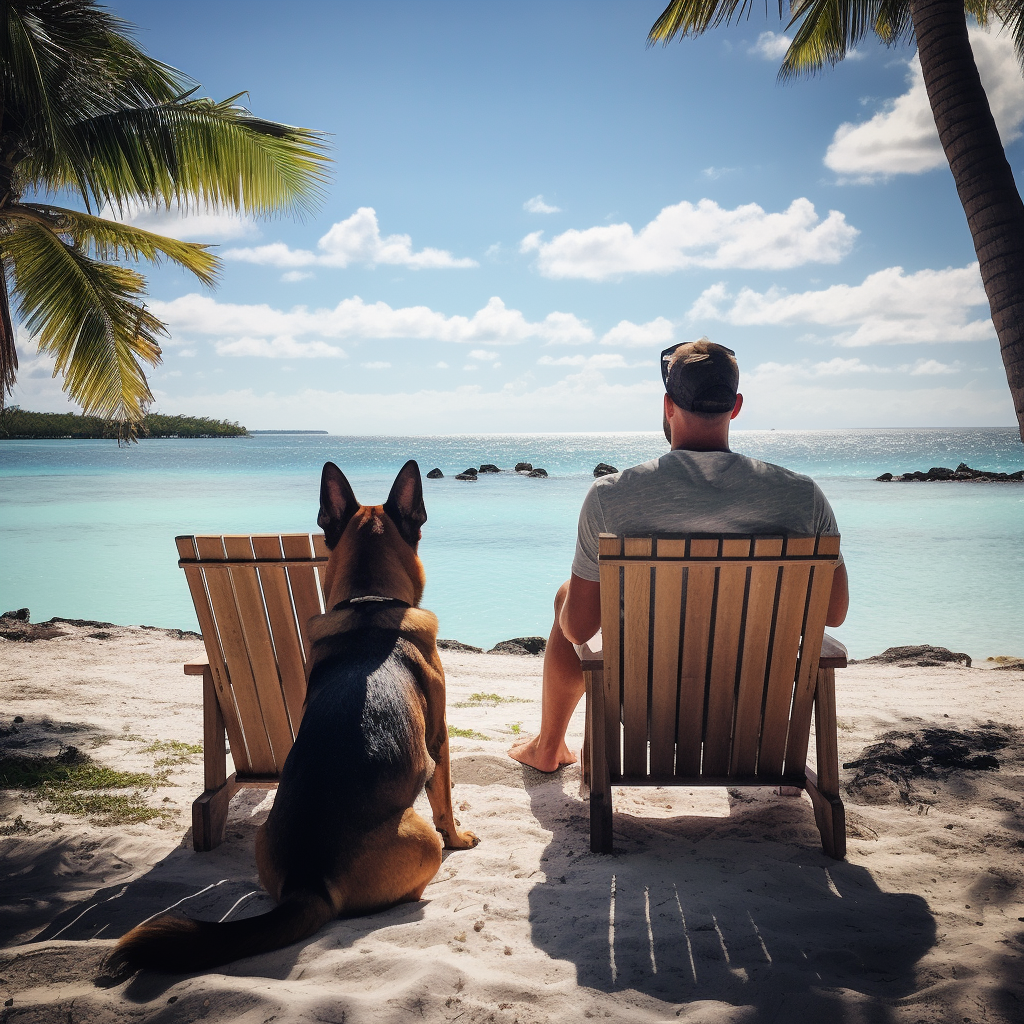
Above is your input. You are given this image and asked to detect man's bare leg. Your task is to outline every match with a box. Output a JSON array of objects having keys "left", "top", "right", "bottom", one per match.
[{"left": 508, "top": 582, "right": 585, "bottom": 772}]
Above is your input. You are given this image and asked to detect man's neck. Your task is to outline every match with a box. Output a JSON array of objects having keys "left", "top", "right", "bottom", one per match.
[{"left": 671, "top": 441, "right": 732, "bottom": 453}]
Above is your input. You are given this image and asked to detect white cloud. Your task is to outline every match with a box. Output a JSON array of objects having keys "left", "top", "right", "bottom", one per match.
[
  {"left": 749, "top": 356, "right": 961, "bottom": 378},
  {"left": 100, "top": 199, "right": 259, "bottom": 241},
  {"left": 598, "top": 317, "right": 675, "bottom": 348},
  {"left": 155, "top": 370, "right": 1014, "bottom": 433},
  {"left": 689, "top": 263, "right": 993, "bottom": 346},
  {"left": 908, "top": 358, "right": 960, "bottom": 375},
  {"left": 469, "top": 349, "right": 500, "bottom": 361},
  {"left": 520, "top": 198, "right": 858, "bottom": 279},
  {"left": 524, "top": 195, "right": 561, "bottom": 214},
  {"left": 282, "top": 270, "right": 314, "bottom": 282},
  {"left": 702, "top": 166, "right": 737, "bottom": 180},
  {"left": 825, "top": 26, "right": 1024, "bottom": 180},
  {"left": 148, "top": 293, "right": 595, "bottom": 354},
  {"left": 435, "top": 361, "right": 450, "bottom": 369},
  {"left": 750, "top": 32, "right": 791, "bottom": 60},
  {"left": 538, "top": 353, "right": 646, "bottom": 369},
  {"left": 224, "top": 207, "right": 477, "bottom": 270},
  {"left": 215, "top": 336, "right": 347, "bottom": 359},
  {"left": 361, "top": 361, "right": 391, "bottom": 370}
]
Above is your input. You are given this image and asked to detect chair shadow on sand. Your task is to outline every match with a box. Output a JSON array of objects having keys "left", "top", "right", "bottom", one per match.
[{"left": 517, "top": 762, "right": 937, "bottom": 1023}]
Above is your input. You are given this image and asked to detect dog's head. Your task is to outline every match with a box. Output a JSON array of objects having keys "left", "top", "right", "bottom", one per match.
[{"left": 317, "top": 459, "right": 428, "bottom": 609}]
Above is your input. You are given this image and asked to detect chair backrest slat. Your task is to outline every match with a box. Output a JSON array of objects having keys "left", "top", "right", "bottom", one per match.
[
  {"left": 176, "top": 536, "right": 250, "bottom": 771},
  {"left": 178, "top": 533, "right": 328, "bottom": 776},
  {"left": 675, "top": 562, "right": 714, "bottom": 776},
  {"left": 251, "top": 535, "right": 307, "bottom": 735},
  {"left": 281, "top": 533, "right": 325, "bottom": 663},
  {"left": 622, "top": 538, "right": 652, "bottom": 777},
  {"left": 223, "top": 535, "right": 295, "bottom": 770},
  {"left": 650, "top": 560, "right": 684, "bottom": 776},
  {"left": 730, "top": 562, "right": 779, "bottom": 776},
  {"left": 598, "top": 538, "right": 623, "bottom": 777},
  {"left": 783, "top": 561, "right": 835, "bottom": 774},
  {"left": 598, "top": 533, "right": 839, "bottom": 783},
  {"left": 702, "top": 563, "right": 746, "bottom": 776}
]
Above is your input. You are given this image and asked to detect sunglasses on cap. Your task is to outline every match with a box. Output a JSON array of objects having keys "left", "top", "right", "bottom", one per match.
[{"left": 660, "top": 343, "right": 736, "bottom": 387}]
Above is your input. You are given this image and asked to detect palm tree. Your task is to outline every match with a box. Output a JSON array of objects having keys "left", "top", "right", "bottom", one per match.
[
  {"left": 650, "top": 0, "right": 1024, "bottom": 444},
  {"left": 1, "top": 0, "right": 329, "bottom": 437}
]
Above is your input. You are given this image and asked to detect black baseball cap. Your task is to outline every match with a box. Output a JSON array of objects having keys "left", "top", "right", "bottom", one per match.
[{"left": 661, "top": 341, "right": 739, "bottom": 414}]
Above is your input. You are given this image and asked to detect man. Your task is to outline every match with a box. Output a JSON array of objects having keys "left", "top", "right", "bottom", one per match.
[{"left": 509, "top": 339, "right": 849, "bottom": 773}]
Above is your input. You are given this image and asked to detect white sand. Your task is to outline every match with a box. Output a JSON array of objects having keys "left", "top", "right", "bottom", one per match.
[{"left": 1, "top": 622, "right": 1023, "bottom": 1023}]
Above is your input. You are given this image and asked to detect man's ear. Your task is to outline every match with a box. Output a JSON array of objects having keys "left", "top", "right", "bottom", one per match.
[
  {"left": 318, "top": 462, "right": 359, "bottom": 549},
  {"left": 383, "top": 460, "right": 427, "bottom": 549},
  {"left": 730, "top": 393, "right": 743, "bottom": 420}
]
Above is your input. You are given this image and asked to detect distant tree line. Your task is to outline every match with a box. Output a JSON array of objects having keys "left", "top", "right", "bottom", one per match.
[{"left": 0, "top": 408, "right": 249, "bottom": 439}]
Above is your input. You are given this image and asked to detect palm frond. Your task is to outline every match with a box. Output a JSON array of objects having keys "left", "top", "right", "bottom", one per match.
[
  {"left": 30, "top": 96, "right": 331, "bottom": 218},
  {"left": 649, "top": 0, "right": 788, "bottom": 43},
  {"left": 781, "top": 0, "right": 887, "bottom": 78},
  {"left": 984, "top": 0, "right": 1024, "bottom": 69},
  {"left": 4, "top": 220, "right": 164, "bottom": 431},
  {"left": 14, "top": 203, "right": 220, "bottom": 286}
]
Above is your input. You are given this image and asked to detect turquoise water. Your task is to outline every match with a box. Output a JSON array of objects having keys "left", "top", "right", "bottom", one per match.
[{"left": 1, "top": 429, "right": 1022, "bottom": 659}]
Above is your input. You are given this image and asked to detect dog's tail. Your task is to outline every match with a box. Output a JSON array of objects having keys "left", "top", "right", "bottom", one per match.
[{"left": 105, "top": 891, "right": 335, "bottom": 974}]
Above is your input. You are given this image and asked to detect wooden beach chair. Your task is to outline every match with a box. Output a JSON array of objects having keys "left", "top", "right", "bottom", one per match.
[
  {"left": 580, "top": 533, "right": 848, "bottom": 859},
  {"left": 176, "top": 533, "right": 328, "bottom": 851}
]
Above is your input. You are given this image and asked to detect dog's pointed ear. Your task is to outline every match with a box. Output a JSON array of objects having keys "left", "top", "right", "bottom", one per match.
[
  {"left": 318, "top": 462, "right": 359, "bottom": 549},
  {"left": 383, "top": 460, "right": 427, "bottom": 549}
]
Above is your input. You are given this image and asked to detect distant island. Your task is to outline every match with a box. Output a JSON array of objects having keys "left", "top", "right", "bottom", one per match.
[
  {"left": 0, "top": 409, "right": 249, "bottom": 439},
  {"left": 249, "top": 430, "right": 329, "bottom": 434}
]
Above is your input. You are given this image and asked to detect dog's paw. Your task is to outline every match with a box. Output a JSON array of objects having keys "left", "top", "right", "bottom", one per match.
[{"left": 439, "top": 826, "right": 480, "bottom": 849}]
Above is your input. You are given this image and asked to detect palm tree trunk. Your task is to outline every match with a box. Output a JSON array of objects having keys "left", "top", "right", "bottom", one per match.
[{"left": 909, "top": 0, "right": 1024, "bottom": 443}]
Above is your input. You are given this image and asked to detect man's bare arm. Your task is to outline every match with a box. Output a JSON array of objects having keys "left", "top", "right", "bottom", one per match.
[
  {"left": 559, "top": 573, "right": 602, "bottom": 646},
  {"left": 826, "top": 561, "right": 849, "bottom": 627}
]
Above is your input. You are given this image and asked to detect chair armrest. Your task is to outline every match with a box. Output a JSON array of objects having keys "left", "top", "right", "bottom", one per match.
[
  {"left": 184, "top": 657, "right": 210, "bottom": 677},
  {"left": 819, "top": 633, "right": 848, "bottom": 669}
]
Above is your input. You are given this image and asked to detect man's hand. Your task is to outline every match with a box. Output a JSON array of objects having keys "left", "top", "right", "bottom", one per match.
[{"left": 558, "top": 573, "right": 601, "bottom": 646}]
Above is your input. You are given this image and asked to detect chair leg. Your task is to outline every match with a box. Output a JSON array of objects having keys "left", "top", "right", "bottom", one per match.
[
  {"left": 193, "top": 667, "right": 234, "bottom": 852},
  {"left": 808, "top": 667, "right": 847, "bottom": 859},
  {"left": 587, "top": 668, "right": 614, "bottom": 853}
]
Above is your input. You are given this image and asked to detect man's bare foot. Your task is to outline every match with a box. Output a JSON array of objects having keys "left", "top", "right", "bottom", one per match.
[{"left": 508, "top": 735, "right": 577, "bottom": 773}]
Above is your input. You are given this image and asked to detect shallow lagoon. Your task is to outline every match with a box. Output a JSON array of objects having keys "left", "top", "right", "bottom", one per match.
[{"left": 2, "top": 429, "right": 1022, "bottom": 659}]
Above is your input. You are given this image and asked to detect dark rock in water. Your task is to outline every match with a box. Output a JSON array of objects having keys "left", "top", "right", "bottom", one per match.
[
  {"left": 455, "top": 472, "right": 478, "bottom": 481},
  {"left": 460, "top": 467, "right": 478, "bottom": 477},
  {"left": 489, "top": 636, "right": 546, "bottom": 656},
  {"left": 882, "top": 461, "right": 1022, "bottom": 482},
  {"left": 426, "top": 467, "right": 444, "bottom": 479},
  {"left": 515, "top": 462, "right": 533, "bottom": 473},
  {"left": 478, "top": 464, "right": 500, "bottom": 474},
  {"left": 436, "top": 638, "right": 484, "bottom": 653},
  {"left": 1, "top": 608, "right": 30, "bottom": 621},
  {"left": 527, "top": 468, "right": 548, "bottom": 478},
  {"left": 852, "top": 644, "right": 972, "bottom": 668},
  {"left": 594, "top": 463, "right": 617, "bottom": 477}
]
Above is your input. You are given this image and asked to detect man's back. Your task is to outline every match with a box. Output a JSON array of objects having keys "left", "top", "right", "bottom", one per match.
[{"left": 572, "top": 449, "right": 839, "bottom": 582}]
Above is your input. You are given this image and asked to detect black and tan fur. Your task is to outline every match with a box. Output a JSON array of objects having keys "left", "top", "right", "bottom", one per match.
[{"left": 108, "top": 460, "right": 478, "bottom": 974}]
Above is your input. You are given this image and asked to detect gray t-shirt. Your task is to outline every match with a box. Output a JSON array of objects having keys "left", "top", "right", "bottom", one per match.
[{"left": 572, "top": 449, "right": 841, "bottom": 582}]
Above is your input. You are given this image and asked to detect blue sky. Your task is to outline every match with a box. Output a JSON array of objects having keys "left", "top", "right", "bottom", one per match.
[{"left": 13, "top": 0, "right": 1024, "bottom": 431}]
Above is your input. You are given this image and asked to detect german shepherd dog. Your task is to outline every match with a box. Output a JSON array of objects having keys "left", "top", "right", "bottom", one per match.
[{"left": 108, "top": 460, "right": 478, "bottom": 973}]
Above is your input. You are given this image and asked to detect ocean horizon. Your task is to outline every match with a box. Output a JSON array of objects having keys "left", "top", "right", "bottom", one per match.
[{"left": 2, "top": 427, "right": 1022, "bottom": 660}]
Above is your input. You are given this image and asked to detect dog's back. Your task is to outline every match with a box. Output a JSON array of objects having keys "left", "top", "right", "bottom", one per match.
[{"left": 261, "top": 630, "right": 433, "bottom": 891}]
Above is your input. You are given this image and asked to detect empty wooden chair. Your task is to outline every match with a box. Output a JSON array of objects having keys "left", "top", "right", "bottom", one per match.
[
  {"left": 580, "top": 533, "right": 848, "bottom": 858},
  {"left": 176, "top": 533, "right": 328, "bottom": 851}
]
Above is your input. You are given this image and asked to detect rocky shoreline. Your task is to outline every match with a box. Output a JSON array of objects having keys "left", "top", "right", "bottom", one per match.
[
  {"left": 876, "top": 461, "right": 1023, "bottom": 482},
  {"left": 424, "top": 462, "right": 620, "bottom": 481}
]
